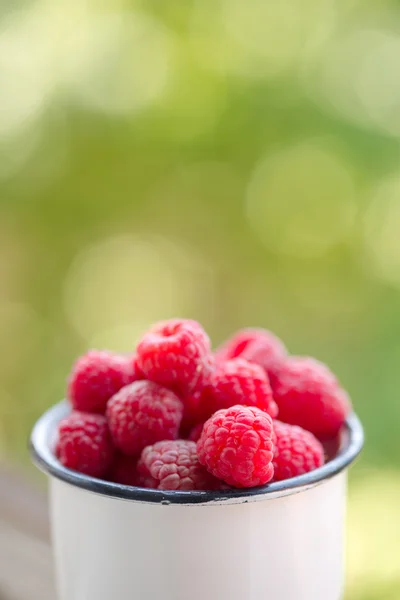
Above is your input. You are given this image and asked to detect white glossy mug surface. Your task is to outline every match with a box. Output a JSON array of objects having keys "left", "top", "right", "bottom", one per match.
[{"left": 31, "top": 402, "right": 364, "bottom": 600}]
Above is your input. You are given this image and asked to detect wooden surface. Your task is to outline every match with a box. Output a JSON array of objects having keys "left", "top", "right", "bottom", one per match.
[{"left": 0, "top": 465, "right": 55, "bottom": 600}]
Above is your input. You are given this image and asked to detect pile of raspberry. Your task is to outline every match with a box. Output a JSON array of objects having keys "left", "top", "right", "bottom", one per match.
[{"left": 56, "top": 319, "right": 351, "bottom": 490}]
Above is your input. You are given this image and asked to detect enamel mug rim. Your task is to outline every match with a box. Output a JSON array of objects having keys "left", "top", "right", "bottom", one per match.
[{"left": 30, "top": 400, "right": 364, "bottom": 506}]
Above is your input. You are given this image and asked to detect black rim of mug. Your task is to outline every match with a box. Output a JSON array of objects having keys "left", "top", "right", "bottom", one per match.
[{"left": 30, "top": 400, "right": 364, "bottom": 505}]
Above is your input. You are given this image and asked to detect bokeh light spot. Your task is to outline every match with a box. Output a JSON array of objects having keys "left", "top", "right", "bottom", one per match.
[
  {"left": 0, "top": 128, "right": 41, "bottom": 181},
  {"left": 65, "top": 13, "right": 174, "bottom": 115},
  {"left": 218, "top": 0, "right": 335, "bottom": 79},
  {"left": 0, "top": 9, "right": 53, "bottom": 137},
  {"left": 63, "top": 234, "right": 215, "bottom": 351},
  {"left": 363, "top": 176, "right": 400, "bottom": 287},
  {"left": 246, "top": 139, "right": 357, "bottom": 257},
  {"left": 304, "top": 27, "right": 400, "bottom": 136}
]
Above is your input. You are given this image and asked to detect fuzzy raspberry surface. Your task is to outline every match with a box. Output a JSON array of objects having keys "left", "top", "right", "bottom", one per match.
[
  {"left": 136, "top": 457, "right": 159, "bottom": 488},
  {"left": 197, "top": 405, "right": 275, "bottom": 488},
  {"left": 204, "top": 359, "right": 278, "bottom": 419},
  {"left": 272, "top": 420, "right": 325, "bottom": 482},
  {"left": 139, "top": 440, "right": 222, "bottom": 491},
  {"left": 215, "top": 328, "right": 287, "bottom": 378},
  {"left": 271, "top": 357, "right": 351, "bottom": 438},
  {"left": 129, "top": 353, "right": 145, "bottom": 381},
  {"left": 67, "top": 350, "right": 134, "bottom": 414},
  {"left": 136, "top": 319, "right": 213, "bottom": 396},
  {"left": 106, "top": 381, "right": 183, "bottom": 456},
  {"left": 179, "top": 387, "right": 214, "bottom": 435},
  {"left": 57, "top": 412, "right": 114, "bottom": 478}
]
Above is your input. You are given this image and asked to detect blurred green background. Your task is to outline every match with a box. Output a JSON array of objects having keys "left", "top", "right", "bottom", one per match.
[{"left": 0, "top": 0, "right": 400, "bottom": 597}]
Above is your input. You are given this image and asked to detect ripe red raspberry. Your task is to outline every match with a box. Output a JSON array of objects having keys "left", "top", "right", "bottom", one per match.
[
  {"left": 67, "top": 350, "right": 135, "bottom": 414},
  {"left": 140, "top": 440, "right": 223, "bottom": 491},
  {"left": 272, "top": 420, "right": 325, "bottom": 482},
  {"left": 56, "top": 412, "right": 114, "bottom": 478},
  {"left": 129, "top": 353, "right": 145, "bottom": 381},
  {"left": 204, "top": 359, "right": 278, "bottom": 419},
  {"left": 136, "top": 457, "right": 159, "bottom": 488},
  {"left": 136, "top": 319, "right": 213, "bottom": 396},
  {"left": 215, "top": 328, "right": 287, "bottom": 378},
  {"left": 109, "top": 454, "right": 157, "bottom": 488},
  {"left": 179, "top": 388, "right": 212, "bottom": 436},
  {"left": 271, "top": 357, "right": 351, "bottom": 438},
  {"left": 197, "top": 405, "right": 275, "bottom": 488},
  {"left": 106, "top": 381, "right": 183, "bottom": 456}
]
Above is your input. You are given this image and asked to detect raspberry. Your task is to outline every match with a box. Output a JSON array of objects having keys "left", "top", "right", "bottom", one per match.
[
  {"left": 129, "top": 353, "right": 145, "bottom": 381},
  {"left": 140, "top": 440, "right": 222, "bottom": 491},
  {"left": 179, "top": 388, "right": 212, "bottom": 435},
  {"left": 204, "top": 359, "right": 278, "bottom": 419},
  {"left": 136, "top": 457, "right": 159, "bottom": 488},
  {"left": 56, "top": 412, "right": 114, "bottom": 478},
  {"left": 271, "top": 357, "right": 351, "bottom": 438},
  {"left": 197, "top": 405, "right": 275, "bottom": 488},
  {"left": 106, "top": 381, "right": 183, "bottom": 456},
  {"left": 67, "top": 350, "right": 135, "bottom": 414},
  {"left": 136, "top": 319, "right": 213, "bottom": 396},
  {"left": 215, "top": 328, "right": 287, "bottom": 378},
  {"left": 272, "top": 420, "right": 325, "bottom": 482},
  {"left": 109, "top": 454, "right": 157, "bottom": 488}
]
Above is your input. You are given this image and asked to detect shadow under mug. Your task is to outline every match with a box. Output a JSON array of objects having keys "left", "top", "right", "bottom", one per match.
[{"left": 30, "top": 401, "right": 364, "bottom": 600}]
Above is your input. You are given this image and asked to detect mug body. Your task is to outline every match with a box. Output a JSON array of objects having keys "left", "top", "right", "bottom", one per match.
[
  {"left": 50, "top": 473, "right": 346, "bottom": 600},
  {"left": 31, "top": 402, "right": 364, "bottom": 600}
]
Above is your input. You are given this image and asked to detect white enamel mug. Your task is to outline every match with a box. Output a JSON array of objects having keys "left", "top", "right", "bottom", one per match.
[{"left": 30, "top": 402, "right": 363, "bottom": 600}]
